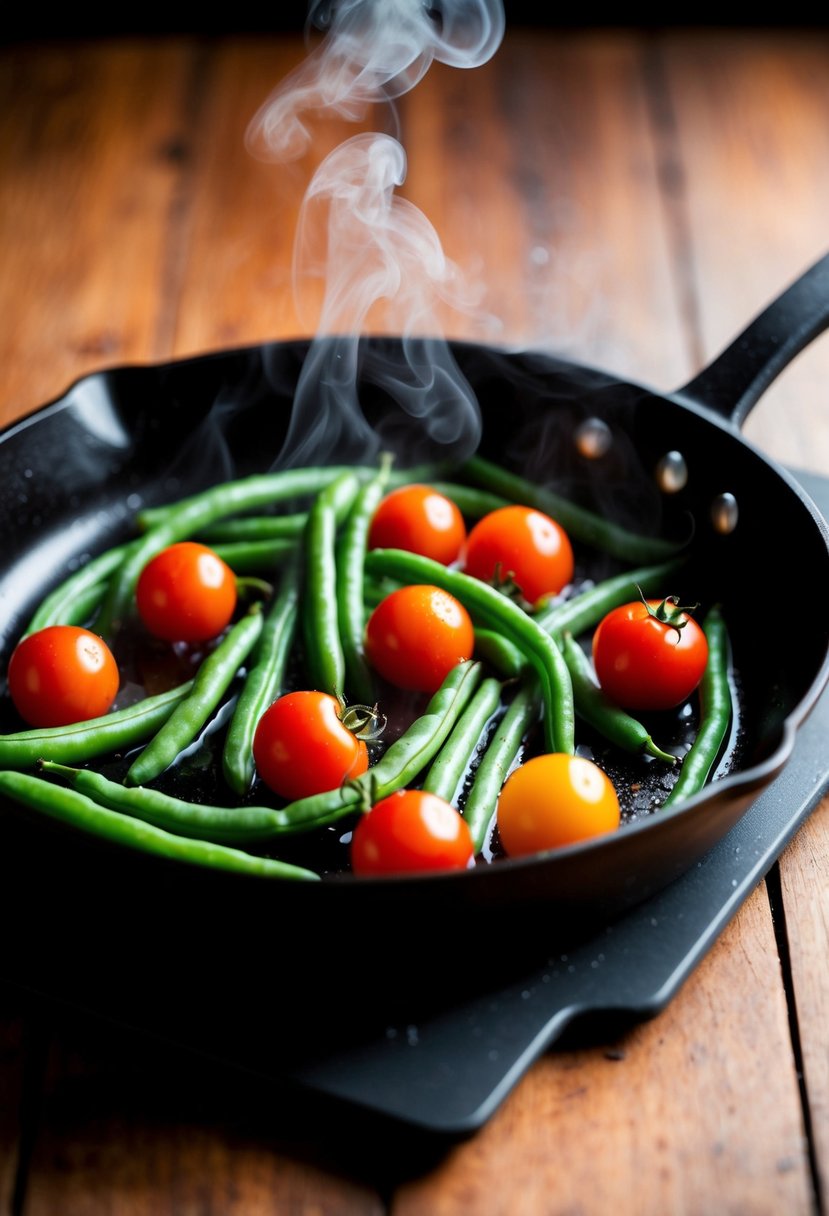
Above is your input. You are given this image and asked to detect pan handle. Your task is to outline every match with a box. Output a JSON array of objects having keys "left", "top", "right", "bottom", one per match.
[{"left": 675, "top": 251, "right": 829, "bottom": 428}]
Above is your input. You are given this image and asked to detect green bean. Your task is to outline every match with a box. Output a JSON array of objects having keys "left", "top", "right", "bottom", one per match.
[
  {"left": 473, "top": 628, "right": 527, "bottom": 679},
  {"left": 44, "top": 662, "right": 480, "bottom": 843},
  {"left": 264, "top": 659, "right": 484, "bottom": 833},
  {"left": 363, "top": 574, "right": 403, "bottom": 610},
  {"left": 22, "top": 541, "right": 135, "bottom": 636},
  {"left": 0, "top": 681, "right": 194, "bottom": 770},
  {"left": 663, "top": 605, "right": 732, "bottom": 807},
  {"left": 40, "top": 761, "right": 300, "bottom": 844},
  {"left": 211, "top": 538, "right": 297, "bottom": 574},
  {"left": 385, "top": 462, "right": 456, "bottom": 489},
  {"left": 95, "top": 468, "right": 363, "bottom": 637},
  {"left": 365, "top": 549, "right": 574, "bottom": 754},
  {"left": 460, "top": 454, "right": 684, "bottom": 563},
  {"left": 0, "top": 770, "right": 319, "bottom": 880},
  {"left": 92, "top": 659, "right": 481, "bottom": 844},
  {"left": 559, "top": 632, "right": 676, "bottom": 763},
  {"left": 427, "top": 482, "right": 509, "bottom": 520},
  {"left": 462, "top": 677, "right": 540, "bottom": 851},
  {"left": 422, "top": 675, "right": 503, "bottom": 803},
  {"left": 134, "top": 466, "right": 370, "bottom": 533},
  {"left": 199, "top": 514, "right": 307, "bottom": 542},
  {"left": 30, "top": 581, "right": 109, "bottom": 631},
  {"left": 21, "top": 534, "right": 297, "bottom": 634},
  {"left": 336, "top": 455, "right": 393, "bottom": 705},
  {"left": 367, "top": 472, "right": 507, "bottom": 521},
  {"left": 126, "top": 607, "right": 264, "bottom": 786},
  {"left": 199, "top": 480, "right": 359, "bottom": 545},
  {"left": 301, "top": 471, "right": 362, "bottom": 700},
  {"left": 325, "top": 656, "right": 484, "bottom": 809},
  {"left": 533, "top": 556, "right": 687, "bottom": 640},
  {"left": 21, "top": 536, "right": 295, "bottom": 637},
  {"left": 222, "top": 560, "right": 300, "bottom": 797}
]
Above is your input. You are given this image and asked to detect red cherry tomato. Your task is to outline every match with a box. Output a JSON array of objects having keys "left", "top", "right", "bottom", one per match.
[
  {"left": 364, "top": 584, "right": 475, "bottom": 694},
  {"left": 252, "top": 690, "right": 369, "bottom": 801},
  {"left": 7, "top": 625, "right": 119, "bottom": 728},
  {"left": 592, "top": 596, "right": 709, "bottom": 711},
  {"left": 368, "top": 484, "right": 466, "bottom": 565},
  {"left": 351, "top": 789, "right": 474, "bottom": 875},
  {"left": 136, "top": 542, "right": 237, "bottom": 643},
  {"left": 497, "top": 753, "right": 620, "bottom": 857},
  {"left": 464, "top": 504, "right": 574, "bottom": 605}
]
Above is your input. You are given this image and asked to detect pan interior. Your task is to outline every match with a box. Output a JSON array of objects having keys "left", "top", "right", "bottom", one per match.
[{"left": 0, "top": 337, "right": 827, "bottom": 884}]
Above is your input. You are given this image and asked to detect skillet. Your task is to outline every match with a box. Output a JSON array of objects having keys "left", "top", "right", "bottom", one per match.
[{"left": 1, "top": 253, "right": 828, "bottom": 1031}]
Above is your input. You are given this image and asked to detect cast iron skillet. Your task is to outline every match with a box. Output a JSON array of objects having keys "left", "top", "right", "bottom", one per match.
[{"left": 1, "top": 254, "right": 828, "bottom": 1032}]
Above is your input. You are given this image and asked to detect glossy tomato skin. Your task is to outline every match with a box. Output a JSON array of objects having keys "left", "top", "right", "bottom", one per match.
[
  {"left": 464, "top": 505, "right": 574, "bottom": 605},
  {"left": 364, "top": 584, "right": 474, "bottom": 694},
  {"left": 7, "top": 625, "right": 119, "bottom": 728},
  {"left": 368, "top": 484, "right": 466, "bottom": 565},
  {"left": 592, "top": 599, "right": 709, "bottom": 711},
  {"left": 351, "top": 789, "right": 474, "bottom": 875},
  {"left": 253, "top": 690, "right": 369, "bottom": 802},
  {"left": 136, "top": 542, "right": 237, "bottom": 644},
  {"left": 497, "top": 753, "right": 620, "bottom": 857}
]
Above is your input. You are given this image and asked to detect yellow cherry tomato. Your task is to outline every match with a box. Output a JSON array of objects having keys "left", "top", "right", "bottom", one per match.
[{"left": 497, "top": 753, "right": 620, "bottom": 857}]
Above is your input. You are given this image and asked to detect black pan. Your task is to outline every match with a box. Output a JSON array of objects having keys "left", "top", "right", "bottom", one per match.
[{"left": 2, "top": 254, "right": 828, "bottom": 1035}]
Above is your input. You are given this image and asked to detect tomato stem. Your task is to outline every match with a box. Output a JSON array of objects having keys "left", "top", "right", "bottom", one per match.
[
  {"left": 489, "top": 562, "right": 525, "bottom": 604},
  {"left": 340, "top": 702, "right": 387, "bottom": 742},
  {"left": 636, "top": 585, "right": 698, "bottom": 638}
]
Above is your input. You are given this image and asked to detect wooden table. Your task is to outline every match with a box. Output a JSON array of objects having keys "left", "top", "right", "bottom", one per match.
[{"left": 1, "top": 20, "right": 828, "bottom": 1214}]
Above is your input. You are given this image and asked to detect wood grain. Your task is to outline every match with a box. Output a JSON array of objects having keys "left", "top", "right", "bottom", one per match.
[
  {"left": 400, "top": 31, "right": 689, "bottom": 383},
  {"left": 395, "top": 887, "right": 813, "bottom": 1216},
  {"left": 0, "top": 41, "right": 199, "bottom": 425},
  {"left": 780, "top": 794, "right": 829, "bottom": 1215},
  {"left": 660, "top": 29, "right": 829, "bottom": 473},
  {"left": 21, "top": 1029, "right": 385, "bottom": 1216}
]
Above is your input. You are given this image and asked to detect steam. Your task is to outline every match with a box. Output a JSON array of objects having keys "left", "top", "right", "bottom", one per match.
[
  {"left": 293, "top": 133, "right": 458, "bottom": 335},
  {"left": 246, "top": 0, "right": 505, "bottom": 163},
  {"left": 247, "top": 0, "right": 506, "bottom": 468}
]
